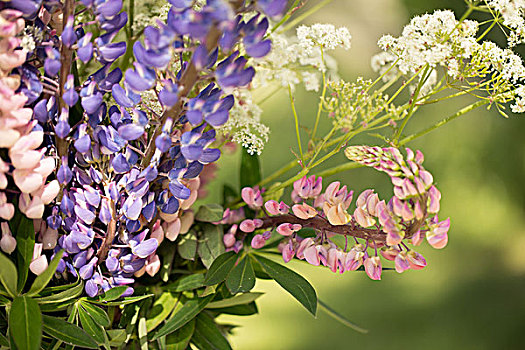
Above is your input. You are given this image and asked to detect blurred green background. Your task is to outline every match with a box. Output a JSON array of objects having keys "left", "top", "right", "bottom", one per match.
[{"left": 210, "top": 1, "right": 525, "bottom": 349}]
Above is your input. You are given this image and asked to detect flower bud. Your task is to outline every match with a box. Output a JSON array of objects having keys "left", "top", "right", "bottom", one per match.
[
  {"left": 292, "top": 203, "right": 317, "bottom": 220},
  {"left": 1, "top": 222, "right": 16, "bottom": 254},
  {"left": 251, "top": 234, "right": 266, "bottom": 249},
  {"left": 364, "top": 255, "right": 382, "bottom": 280}
]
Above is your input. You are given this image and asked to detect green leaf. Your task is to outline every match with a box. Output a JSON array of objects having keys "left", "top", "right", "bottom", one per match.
[
  {"left": 0, "top": 295, "right": 9, "bottom": 306},
  {"left": 166, "top": 274, "right": 205, "bottom": 292},
  {"left": 26, "top": 250, "right": 64, "bottom": 296},
  {"left": 152, "top": 295, "right": 214, "bottom": 340},
  {"left": 146, "top": 292, "right": 179, "bottom": 332},
  {"left": 240, "top": 148, "right": 261, "bottom": 189},
  {"left": 225, "top": 256, "right": 255, "bottom": 294},
  {"left": 36, "top": 281, "right": 83, "bottom": 304},
  {"left": 12, "top": 214, "right": 35, "bottom": 291},
  {"left": 0, "top": 252, "right": 17, "bottom": 297},
  {"left": 78, "top": 305, "right": 107, "bottom": 345},
  {"left": 96, "top": 285, "right": 129, "bottom": 302},
  {"left": 80, "top": 301, "right": 111, "bottom": 327},
  {"left": 318, "top": 299, "right": 368, "bottom": 333},
  {"left": 166, "top": 319, "right": 195, "bottom": 350},
  {"left": 207, "top": 292, "right": 263, "bottom": 309},
  {"left": 195, "top": 204, "right": 224, "bottom": 222},
  {"left": 107, "top": 329, "right": 126, "bottom": 347},
  {"left": 252, "top": 254, "right": 317, "bottom": 316},
  {"left": 42, "top": 315, "right": 98, "bottom": 349},
  {"left": 210, "top": 302, "right": 258, "bottom": 316},
  {"left": 100, "top": 294, "right": 154, "bottom": 306},
  {"left": 158, "top": 241, "right": 177, "bottom": 282},
  {"left": 191, "top": 312, "right": 232, "bottom": 350},
  {"left": 9, "top": 296, "right": 42, "bottom": 350},
  {"left": 178, "top": 229, "right": 198, "bottom": 260},
  {"left": 204, "top": 251, "right": 237, "bottom": 286},
  {"left": 138, "top": 315, "right": 148, "bottom": 350},
  {"left": 198, "top": 224, "right": 226, "bottom": 269}
]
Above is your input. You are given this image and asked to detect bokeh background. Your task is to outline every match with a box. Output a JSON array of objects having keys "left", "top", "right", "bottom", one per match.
[{"left": 209, "top": 1, "right": 525, "bottom": 348}]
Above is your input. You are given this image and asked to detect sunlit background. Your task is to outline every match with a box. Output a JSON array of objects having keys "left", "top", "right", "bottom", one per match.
[{"left": 207, "top": 0, "right": 525, "bottom": 348}]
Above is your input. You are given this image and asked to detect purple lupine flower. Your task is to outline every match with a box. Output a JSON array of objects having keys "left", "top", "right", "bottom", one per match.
[
  {"left": 257, "top": 0, "right": 288, "bottom": 18},
  {"left": 215, "top": 52, "right": 255, "bottom": 91},
  {"left": 62, "top": 75, "right": 78, "bottom": 107},
  {"left": 240, "top": 15, "right": 271, "bottom": 58},
  {"left": 61, "top": 16, "right": 77, "bottom": 47},
  {"left": 78, "top": 33, "right": 94, "bottom": 63}
]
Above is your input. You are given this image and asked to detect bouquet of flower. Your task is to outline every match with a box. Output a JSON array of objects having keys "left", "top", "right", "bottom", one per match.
[{"left": 0, "top": 0, "right": 521, "bottom": 348}]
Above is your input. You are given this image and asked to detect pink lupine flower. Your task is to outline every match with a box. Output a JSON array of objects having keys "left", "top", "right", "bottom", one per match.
[
  {"left": 407, "top": 251, "right": 427, "bottom": 270},
  {"left": 325, "top": 202, "right": 351, "bottom": 226},
  {"left": 0, "top": 192, "right": 14, "bottom": 220},
  {"left": 292, "top": 203, "right": 317, "bottom": 219},
  {"left": 364, "top": 255, "right": 382, "bottom": 280},
  {"left": 264, "top": 200, "right": 289, "bottom": 215},
  {"left": 19, "top": 194, "right": 44, "bottom": 219},
  {"left": 276, "top": 223, "right": 301, "bottom": 236},
  {"left": 179, "top": 211, "right": 194, "bottom": 234},
  {"left": 411, "top": 230, "right": 423, "bottom": 246},
  {"left": 394, "top": 251, "right": 410, "bottom": 273},
  {"left": 0, "top": 221, "right": 16, "bottom": 254},
  {"left": 380, "top": 246, "right": 400, "bottom": 261},
  {"left": 324, "top": 181, "right": 353, "bottom": 208},
  {"left": 296, "top": 237, "right": 314, "bottom": 259},
  {"left": 240, "top": 219, "right": 256, "bottom": 233},
  {"left": 29, "top": 243, "right": 48, "bottom": 275},
  {"left": 164, "top": 218, "right": 181, "bottom": 241},
  {"left": 345, "top": 244, "right": 365, "bottom": 271},
  {"left": 327, "top": 248, "right": 346, "bottom": 273},
  {"left": 223, "top": 232, "right": 236, "bottom": 248},
  {"left": 282, "top": 240, "right": 295, "bottom": 262},
  {"left": 386, "top": 230, "right": 404, "bottom": 247},
  {"left": 251, "top": 234, "right": 266, "bottom": 249},
  {"left": 313, "top": 194, "right": 325, "bottom": 208},
  {"left": 293, "top": 176, "right": 312, "bottom": 199},
  {"left": 146, "top": 254, "right": 161, "bottom": 277},
  {"left": 13, "top": 168, "right": 44, "bottom": 193},
  {"left": 241, "top": 187, "right": 263, "bottom": 208},
  {"left": 151, "top": 220, "right": 165, "bottom": 244},
  {"left": 427, "top": 185, "right": 441, "bottom": 214},
  {"left": 304, "top": 244, "right": 328, "bottom": 266},
  {"left": 354, "top": 207, "right": 376, "bottom": 227},
  {"left": 426, "top": 217, "right": 450, "bottom": 249}
]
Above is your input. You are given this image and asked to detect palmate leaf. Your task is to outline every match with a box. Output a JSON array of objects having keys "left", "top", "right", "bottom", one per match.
[
  {"left": 178, "top": 229, "right": 198, "bottom": 260},
  {"left": 198, "top": 224, "right": 226, "bottom": 269},
  {"left": 80, "top": 301, "right": 111, "bottom": 327},
  {"left": 9, "top": 296, "right": 42, "bottom": 350},
  {"left": 225, "top": 256, "right": 255, "bottom": 294},
  {"left": 36, "top": 280, "right": 84, "bottom": 304},
  {"left": 204, "top": 251, "right": 238, "bottom": 286},
  {"left": 42, "top": 314, "right": 98, "bottom": 349},
  {"left": 195, "top": 204, "right": 224, "bottom": 222},
  {"left": 152, "top": 295, "right": 214, "bottom": 340},
  {"left": 78, "top": 304, "right": 108, "bottom": 345},
  {"left": 252, "top": 254, "right": 317, "bottom": 316}
]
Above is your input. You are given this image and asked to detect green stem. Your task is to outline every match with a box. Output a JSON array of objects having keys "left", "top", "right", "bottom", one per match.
[
  {"left": 315, "top": 162, "right": 363, "bottom": 178},
  {"left": 289, "top": 84, "right": 304, "bottom": 161},
  {"left": 393, "top": 65, "right": 430, "bottom": 141},
  {"left": 311, "top": 48, "right": 327, "bottom": 141},
  {"left": 400, "top": 100, "right": 488, "bottom": 145},
  {"left": 278, "top": 0, "right": 333, "bottom": 34},
  {"left": 270, "top": 0, "right": 301, "bottom": 34}
]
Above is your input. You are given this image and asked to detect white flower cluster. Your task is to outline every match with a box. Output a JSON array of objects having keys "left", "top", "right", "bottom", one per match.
[
  {"left": 253, "top": 24, "right": 350, "bottom": 92},
  {"left": 224, "top": 24, "right": 350, "bottom": 154},
  {"left": 218, "top": 90, "right": 270, "bottom": 155},
  {"left": 377, "top": 10, "right": 479, "bottom": 75},
  {"left": 488, "top": 0, "right": 525, "bottom": 46}
]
